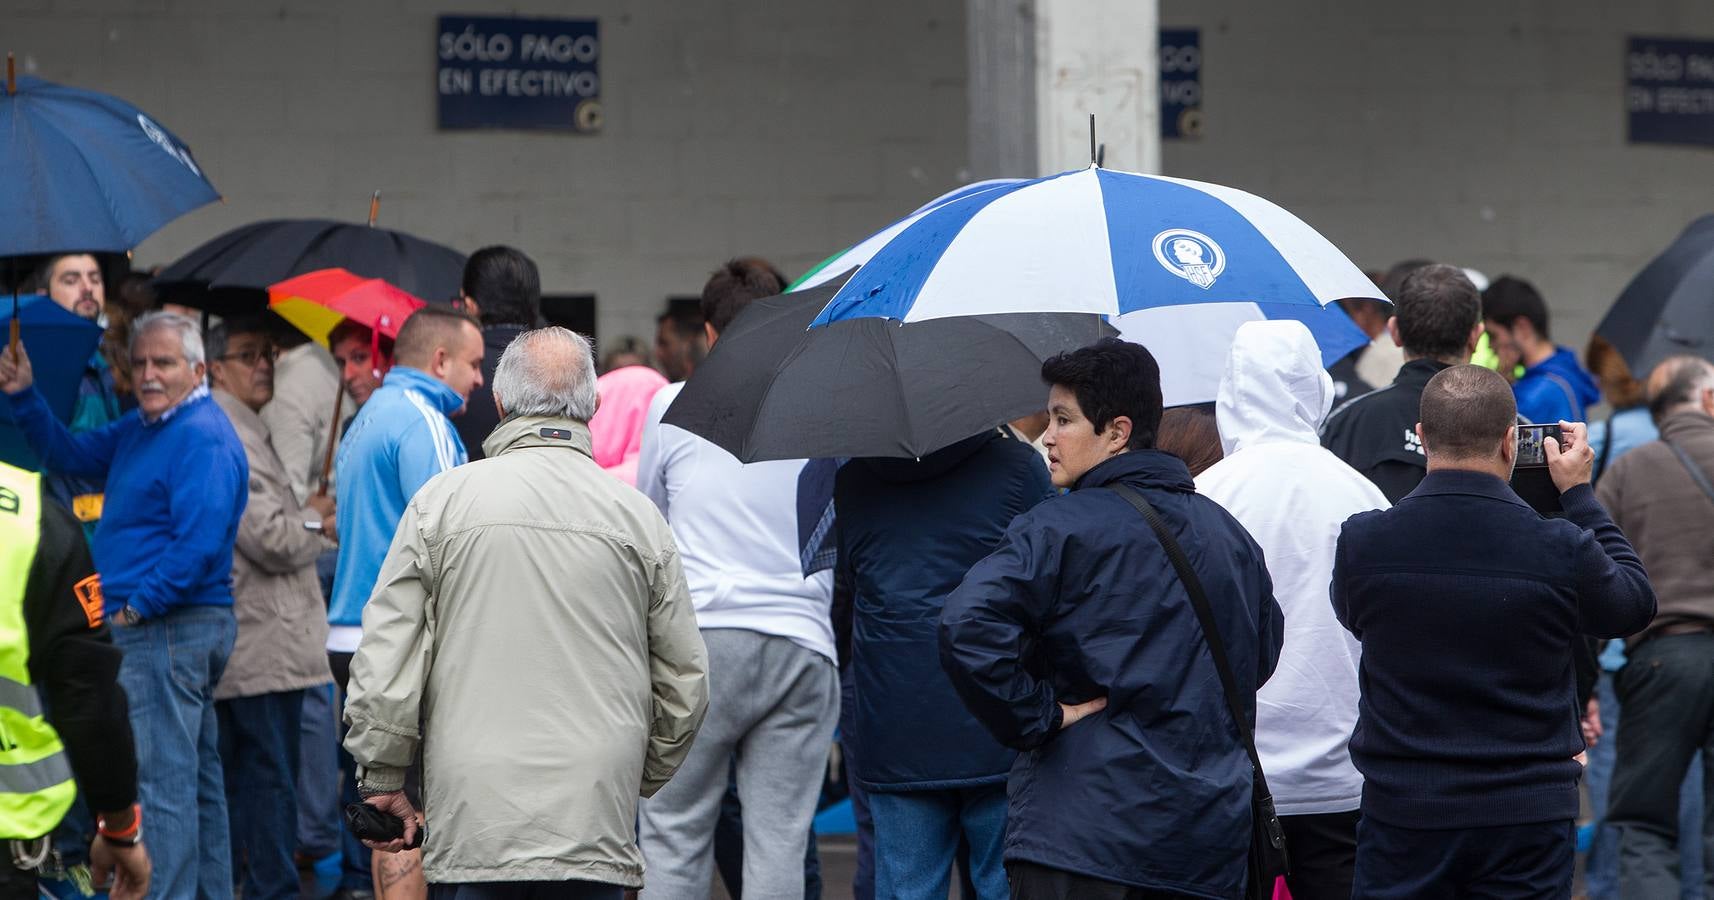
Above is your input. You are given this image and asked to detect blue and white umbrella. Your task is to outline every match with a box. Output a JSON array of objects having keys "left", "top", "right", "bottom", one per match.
[{"left": 809, "top": 167, "right": 1385, "bottom": 327}]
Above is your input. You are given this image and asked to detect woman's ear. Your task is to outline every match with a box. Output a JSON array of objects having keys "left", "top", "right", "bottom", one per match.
[{"left": 1107, "top": 415, "right": 1134, "bottom": 453}]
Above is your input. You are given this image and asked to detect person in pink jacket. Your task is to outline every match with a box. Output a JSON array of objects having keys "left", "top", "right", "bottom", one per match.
[{"left": 591, "top": 364, "right": 669, "bottom": 485}]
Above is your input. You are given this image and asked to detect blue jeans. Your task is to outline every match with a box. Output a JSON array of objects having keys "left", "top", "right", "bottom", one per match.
[
  {"left": 113, "top": 605, "right": 237, "bottom": 900},
  {"left": 1585, "top": 671, "right": 1704, "bottom": 899},
  {"left": 297, "top": 681, "right": 342, "bottom": 859},
  {"left": 218, "top": 690, "right": 305, "bottom": 900},
  {"left": 869, "top": 786, "right": 1008, "bottom": 900}
]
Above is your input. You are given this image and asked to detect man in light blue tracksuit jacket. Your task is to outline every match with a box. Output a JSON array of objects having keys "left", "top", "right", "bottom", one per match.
[{"left": 326, "top": 306, "right": 485, "bottom": 898}]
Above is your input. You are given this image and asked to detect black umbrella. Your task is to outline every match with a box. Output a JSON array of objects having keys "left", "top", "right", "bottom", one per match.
[
  {"left": 663, "top": 281, "right": 1114, "bottom": 461},
  {"left": 1596, "top": 215, "right": 1714, "bottom": 376},
  {"left": 154, "top": 212, "right": 465, "bottom": 317}
]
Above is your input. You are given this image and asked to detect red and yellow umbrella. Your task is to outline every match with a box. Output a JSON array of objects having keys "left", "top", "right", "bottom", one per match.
[{"left": 268, "top": 267, "right": 426, "bottom": 347}]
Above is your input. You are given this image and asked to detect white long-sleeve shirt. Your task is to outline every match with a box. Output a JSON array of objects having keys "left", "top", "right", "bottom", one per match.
[
  {"left": 1197, "top": 321, "right": 1389, "bottom": 816},
  {"left": 636, "top": 382, "right": 835, "bottom": 661}
]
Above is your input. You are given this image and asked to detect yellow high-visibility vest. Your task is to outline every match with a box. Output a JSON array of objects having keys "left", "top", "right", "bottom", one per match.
[{"left": 0, "top": 462, "right": 77, "bottom": 839}]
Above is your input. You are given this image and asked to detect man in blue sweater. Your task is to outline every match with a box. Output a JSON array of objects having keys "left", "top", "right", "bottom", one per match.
[
  {"left": 1333, "top": 365, "right": 1655, "bottom": 898},
  {"left": 328, "top": 305, "right": 483, "bottom": 899},
  {"left": 1, "top": 311, "right": 249, "bottom": 898}
]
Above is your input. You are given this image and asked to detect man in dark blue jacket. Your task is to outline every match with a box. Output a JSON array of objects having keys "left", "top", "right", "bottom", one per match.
[
  {"left": 837, "top": 429, "right": 1054, "bottom": 899},
  {"left": 1334, "top": 365, "right": 1655, "bottom": 898},
  {"left": 940, "top": 338, "right": 1282, "bottom": 899}
]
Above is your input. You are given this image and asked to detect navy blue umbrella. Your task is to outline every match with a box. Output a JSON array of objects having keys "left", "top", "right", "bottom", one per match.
[
  {"left": 0, "top": 65, "right": 219, "bottom": 257},
  {"left": 0, "top": 296, "right": 104, "bottom": 469}
]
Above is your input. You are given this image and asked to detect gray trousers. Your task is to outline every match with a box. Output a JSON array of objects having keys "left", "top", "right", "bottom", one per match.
[
  {"left": 1609, "top": 632, "right": 1714, "bottom": 899},
  {"left": 639, "top": 628, "right": 840, "bottom": 900}
]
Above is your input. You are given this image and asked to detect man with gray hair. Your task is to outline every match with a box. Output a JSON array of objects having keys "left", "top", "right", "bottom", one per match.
[
  {"left": 0, "top": 311, "right": 250, "bottom": 897},
  {"left": 1599, "top": 354, "right": 1714, "bottom": 898},
  {"left": 344, "top": 326, "right": 709, "bottom": 900}
]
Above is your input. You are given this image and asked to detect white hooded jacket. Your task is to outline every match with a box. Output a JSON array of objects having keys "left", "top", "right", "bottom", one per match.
[{"left": 1197, "top": 320, "right": 1389, "bottom": 816}]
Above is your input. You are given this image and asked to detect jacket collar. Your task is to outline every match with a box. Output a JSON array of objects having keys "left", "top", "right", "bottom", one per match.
[
  {"left": 1392, "top": 358, "right": 1455, "bottom": 389},
  {"left": 1073, "top": 448, "right": 1197, "bottom": 493},
  {"left": 383, "top": 366, "right": 464, "bottom": 416},
  {"left": 1403, "top": 468, "right": 1531, "bottom": 509},
  {"left": 482, "top": 414, "right": 594, "bottom": 461},
  {"left": 211, "top": 388, "right": 266, "bottom": 440},
  {"left": 1659, "top": 410, "right": 1714, "bottom": 443}
]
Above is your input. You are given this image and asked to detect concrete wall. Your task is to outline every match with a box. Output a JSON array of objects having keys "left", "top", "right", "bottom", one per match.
[
  {"left": 1159, "top": 0, "right": 1714, "bottom": 349},
  {"left": 9, "top": 0, "right": 968, "bottom": 345}
]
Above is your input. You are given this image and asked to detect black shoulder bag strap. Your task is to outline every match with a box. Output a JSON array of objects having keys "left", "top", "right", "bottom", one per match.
[
  {"left": 1108, "top": 483, "right": 1287, "bottom": 891},
  {"left": 1664, "top": 438, "right": 1714, "bottom": 508}
]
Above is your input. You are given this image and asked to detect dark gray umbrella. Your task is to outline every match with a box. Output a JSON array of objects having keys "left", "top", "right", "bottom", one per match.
[
  {"left": 663, "top": 281, "right": 1114, "bottom": 461},
  {"left": 1596, "top": 215, "right": 1714, "bottom": 376}
]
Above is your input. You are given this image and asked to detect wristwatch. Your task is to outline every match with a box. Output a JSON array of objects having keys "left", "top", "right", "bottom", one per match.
[{"left": 113, "top": 606, "right": 142, "bottom": 627}]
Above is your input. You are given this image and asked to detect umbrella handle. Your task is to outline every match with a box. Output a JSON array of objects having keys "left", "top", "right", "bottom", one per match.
[
  {"left": 317, "top": 380, "right": 345, "bottom": 497},
  {"left": 7, "top": 317, "right": 17, "bottom": 357}
]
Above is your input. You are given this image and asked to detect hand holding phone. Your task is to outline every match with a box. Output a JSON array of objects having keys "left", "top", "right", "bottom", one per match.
[{"left": 1542, "top": 421, "right": 1593, "bottom": 494}]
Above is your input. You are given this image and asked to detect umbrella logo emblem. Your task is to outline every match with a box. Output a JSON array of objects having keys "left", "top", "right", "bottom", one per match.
[
  {"left": 1152, "top": 229, "right": 1225, "bottom": 289},
  {"left": 135, "top": 114, "right": 203, "bottom": 177}
]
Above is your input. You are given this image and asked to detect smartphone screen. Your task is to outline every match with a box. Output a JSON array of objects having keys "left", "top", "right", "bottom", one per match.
[{"left": 1515, "top": 423, "right": 1563, "bottom": 468}]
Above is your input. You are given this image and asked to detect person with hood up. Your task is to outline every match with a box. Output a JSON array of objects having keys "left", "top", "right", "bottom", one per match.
[
  {"left": 1481, "top": 276, "right": 1600, "bottom": 425},
  {"left": 590, "top": 365, "right": 669, "bottom": 486},
  {"left": 940, "top": 338, "right": 1282, "bottom": 899},
  {"left": 834, "top": 429, "right": 1053, "bottom": 899},
  {"left": 1196, "top": 321, "right": 1389, "bottom": 900}
]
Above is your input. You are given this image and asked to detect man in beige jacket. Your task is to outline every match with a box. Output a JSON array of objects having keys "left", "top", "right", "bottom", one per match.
[
  {"left": 344, "top": 326, "right": 709, "bottom": 900},
  {"left": 208, "top": 318, "right": 337, "bottom": 900}
]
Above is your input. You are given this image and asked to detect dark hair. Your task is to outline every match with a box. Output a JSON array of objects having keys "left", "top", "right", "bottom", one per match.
[
  {"left": 1481, "top": 275, "right": 1550, "bottom": 339},
  {"left": 394, "top": 306, "right": 479, "bottom": 367},
  {"left": 25, "top": 252, "right": 99, "bottom": 294},
  {"left": 700, "top": 257, "right": 787, "bottom": 334},
  {"left": 1156, "top": 403, "right": 1223, "bottom": 476},
  {"left": 1380, "top": 258, "right": 1434, "bottom": 303},
  {"left": 1040, "top": 337, "right": 1163, "bottom": 450},
  {"left": 1419, "top": 365, "right": 1516, "bottom": 458},
  {"left": 657, "top": 307, "right": 703, "bottom": 339},
  {"left": 1648, "top": 355, "right": 1714, "bottom": 419},
  {"left": 1394, "top": 264, "right": 1480, "bottom": 361},
  {"left": 462, "top": 245, "right": 541, "bottom": 327},
  {"left": 204, "top": 315, "right": 272, "bottom": 363},
  {"left": 328, "top": 320, "right": 394, "bottom": 362}
]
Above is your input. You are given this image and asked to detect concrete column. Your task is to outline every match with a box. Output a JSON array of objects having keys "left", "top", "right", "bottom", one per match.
[
  {"left": 1034, "top": 0, "right": 1159, "bottom": 174},
  {"left": 968, "top": 0, "right": 1159, "bottom": 178}
]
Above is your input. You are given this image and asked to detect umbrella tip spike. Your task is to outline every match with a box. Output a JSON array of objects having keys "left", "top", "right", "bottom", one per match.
[
  {"left": 1089, "top": 113, "right": 1096, "bottom": 167},
  {"left": 6, "top": 53, "right": 14, "bottom": 96},
  {"left": 367, "top": 190, "right": 381, "bottom": 227}
]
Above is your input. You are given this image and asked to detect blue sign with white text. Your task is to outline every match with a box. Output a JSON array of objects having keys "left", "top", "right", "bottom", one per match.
[
  {"left": 1161, "top": 29, "right": 1202, "bottom": 140},
  {"left": 1627, "top": 36, "right": 1714, "bottom": 147},
  {"left": 437, "top": 15, "right": 602, "bottom": 132}
]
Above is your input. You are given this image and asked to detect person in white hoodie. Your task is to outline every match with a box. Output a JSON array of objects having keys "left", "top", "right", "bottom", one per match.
[{"left": 1196, "top": 320, "right": 1390, "bottom": 900}]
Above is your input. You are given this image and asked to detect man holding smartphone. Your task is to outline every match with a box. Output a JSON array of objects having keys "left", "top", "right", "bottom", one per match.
[{"left": 1333, "top": 365, "right": 1655, "bottom": 897}]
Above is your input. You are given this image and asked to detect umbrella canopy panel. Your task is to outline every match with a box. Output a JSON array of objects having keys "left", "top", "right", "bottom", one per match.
[
  {"left": 0, "top": 296, "right": 105, "bottom": 468},
  {"left": 664, "top": 282, "right": 1114, "bottom": 462},
  {"left": 0, "top": 75, "right": 219, "bottom": 256},
  {"left": 1596, "top": 215, "right": 1714, "bottom": 376},
  {"left": 155, "top": 219, "right": 465, "bottom": 317},
  {"left": 810, "top": 167, "right": 1385, "bottom": 327},
  {"left": 268, "top": 268, "right": 426, "bottom": 348}
]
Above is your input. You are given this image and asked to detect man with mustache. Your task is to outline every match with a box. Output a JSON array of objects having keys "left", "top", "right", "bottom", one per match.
[
  {"left": 27, "top": 254, "right": 125, "bottom": 542},
  {"left": 0, "top": 311, "right": 250, "bottom": 898}
]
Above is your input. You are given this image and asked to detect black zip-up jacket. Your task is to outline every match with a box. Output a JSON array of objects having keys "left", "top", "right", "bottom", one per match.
[
  {"left": 24, "top": 497, "right": 138, "bottom": 815},
  {"left": 1320, "top": 358, "right": 1452, "bottom": 504},
  {"left": 454, "top": 322, "right": 530, "bottom": 461}
]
